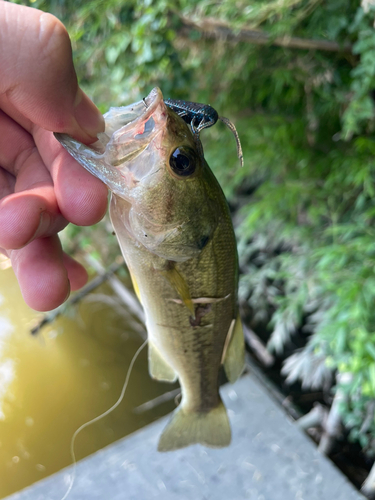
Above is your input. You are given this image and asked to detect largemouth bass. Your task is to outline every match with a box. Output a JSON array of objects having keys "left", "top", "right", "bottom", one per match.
[{"left": 55, "top": 87, "right": 245, "bottom": 451}]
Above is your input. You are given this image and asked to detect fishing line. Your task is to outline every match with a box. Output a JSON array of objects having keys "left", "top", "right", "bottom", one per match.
[{"left": 60, "top": 339, "right": 148, "bottom": 500}]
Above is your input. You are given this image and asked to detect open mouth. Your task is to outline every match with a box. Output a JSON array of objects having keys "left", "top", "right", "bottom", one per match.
[
  {"left": 99, "top": 87, "right": 163, "bottom": 147},
  {"left": 54, "top": 88, "right": 166, "bottom": 196},
  {"left": 55, "top": 88, "right": 164, "bottom": 162}
]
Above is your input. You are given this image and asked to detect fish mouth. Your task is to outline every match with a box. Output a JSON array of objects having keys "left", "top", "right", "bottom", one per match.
[
  {"left": 54, "top": 87, "right": 167, "bottom": 196},
  {"left": 96, "top": 87, "right": 165, "bottom": 161}
]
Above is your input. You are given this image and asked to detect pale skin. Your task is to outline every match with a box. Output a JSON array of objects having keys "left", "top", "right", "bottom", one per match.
[{"left": 0, "top": 2, "right": 108, "bottom": 311}]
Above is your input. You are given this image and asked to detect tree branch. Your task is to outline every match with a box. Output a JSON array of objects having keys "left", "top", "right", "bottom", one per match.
[
  {"left": 133, "top": 389, "right": 181, "bottom": 414},
  {"left": 30, "top": 260, "right": 125, "bottom": 335},
  {"left": 296, "top": 403, "right": 327, "bottom": 431},
  {"left": 84, "top": 254, "right": 145, "bottom": 327},
  {"left": 178, "top": 15, "right": 352, "bottom": 53},
  {"left": 318, "top": 373, "right": 352, "bottom": 455},
  {"left": 243, "top": 324, "right": 275, "bottom": 367},
  {"left": 361, "top": 460, "right": 375, "bottom": 498}
]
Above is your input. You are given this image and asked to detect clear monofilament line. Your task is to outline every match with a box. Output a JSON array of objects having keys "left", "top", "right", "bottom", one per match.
[{"left": 60, "top": 339, "right": 148, "bottom": 500}]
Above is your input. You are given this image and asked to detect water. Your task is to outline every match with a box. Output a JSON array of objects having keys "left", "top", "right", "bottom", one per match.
[{"left": 0, "top": 263, "right": 177, "bottom": 499}]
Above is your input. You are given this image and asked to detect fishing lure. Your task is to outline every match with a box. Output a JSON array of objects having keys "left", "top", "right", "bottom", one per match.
[{"left": 164, "top": 98, "right": 244, "bottom": 167}]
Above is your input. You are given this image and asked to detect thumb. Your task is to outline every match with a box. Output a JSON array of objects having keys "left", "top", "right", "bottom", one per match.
[{"left": 0, "top": 2, "right": 104, "bottom": 142}]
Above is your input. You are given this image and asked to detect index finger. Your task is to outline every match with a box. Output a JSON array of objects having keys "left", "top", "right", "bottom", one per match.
[{"left": 0, "top": 2, "right": 103, "bottom": 143}]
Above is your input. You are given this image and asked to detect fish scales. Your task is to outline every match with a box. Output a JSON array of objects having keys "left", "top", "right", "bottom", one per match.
[
  {"left": 111, "top": 186, "right": 236, "bottom": 413},
  {"left": 55, "top": 87, "right": 245, "bottom": 451}
]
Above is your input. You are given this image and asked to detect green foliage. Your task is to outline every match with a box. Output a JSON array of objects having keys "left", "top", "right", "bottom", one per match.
[{"left": 13, "top": 0, "right": 375, "bottom": 450}]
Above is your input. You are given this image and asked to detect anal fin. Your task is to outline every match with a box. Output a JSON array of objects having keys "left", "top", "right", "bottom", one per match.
[
  {"left": 222, "top": 312, "right": 245, "bottom": 383},
  {"left": 149, "top": 342, "right": 177, "bottom": 382}
]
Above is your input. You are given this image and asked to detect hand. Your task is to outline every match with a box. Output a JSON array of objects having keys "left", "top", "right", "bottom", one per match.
[{"left": 0, "top": 2, "right": 108, "bottom": 311}]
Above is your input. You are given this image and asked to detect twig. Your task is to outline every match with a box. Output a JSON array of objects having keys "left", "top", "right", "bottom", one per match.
[
  {"left": 84, "top": 254, "right": 145, "bottom": 326},
  {"left": 318, "top": 372, "right": 352, "bottom": 455},
  {"left": 243, "top": 324, "right": 275, "bottom": 367},
  {"left": 30, "top": 261, "right": 124, "bottom": 335},
  {"left": 178, "top": 15, "right": 352, "bottom": 53},
  {"left": 360, "top": 400, "right": 375, "bottom": 434},
  {"left": 359, "top": 402, "right": 375, "bottom": 497},
  {"left": 296, "top": 403, "right": 327, "bottom": 431},
  {"left": 84, "top": 293, "right": 147, "bottom": 338},
  {"left": 361, "top": 460, "right": 375, "bottom": 498},
  {"left": 133, "top": 388, "right": 181, "bottom": 414}
]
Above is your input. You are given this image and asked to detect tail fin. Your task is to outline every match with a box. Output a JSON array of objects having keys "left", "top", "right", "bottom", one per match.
[{"left": 157, "top": 398, "right": 231, "bottom": 452}]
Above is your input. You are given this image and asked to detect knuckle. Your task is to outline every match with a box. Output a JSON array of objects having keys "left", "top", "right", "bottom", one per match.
[{"left": 13, "top": 145, "right": 38, "bottom": 177}]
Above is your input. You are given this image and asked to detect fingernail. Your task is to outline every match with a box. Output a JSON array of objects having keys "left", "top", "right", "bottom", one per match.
[
  {"left": 63, "top": 280, "right": 71, "bottom": 303},
  {"left": 74, "top": 89, "right": 105, "bottom": 139}
]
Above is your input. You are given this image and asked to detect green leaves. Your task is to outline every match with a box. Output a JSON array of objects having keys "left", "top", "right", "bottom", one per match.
[{"left": 342, "top": 11, "right": 375, "bottom": 138}]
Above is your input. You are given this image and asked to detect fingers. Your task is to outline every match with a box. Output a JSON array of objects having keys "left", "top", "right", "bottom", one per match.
[
  {"left": 0, "top": 111, "right": 107, "bottom": 248},
  {"left": 0, "top": 192, "right": 63, "bottom": 250},
  {"left": 0, "top": 2, "right": 108, "bottom": 309},
  {"left": 8, "top": 236, "right": 89, "bottom": 311},
  {"left": 34, "top": 128, "right": 109, "bottom": 226},
  {"left": 0, "top": 111, "right": 67, "bottom": 249},
  {"left": 0, "top": 168, "right": 15, "bottom": 199},
  {"left": 0, "top": 2, "right": 104, "bottom": 142},
  {"left": 63, "top": 253, "right": 88, "bottom": 291},
  {"left": 9, "top": 235, "right": 70, "bottom": 311}
]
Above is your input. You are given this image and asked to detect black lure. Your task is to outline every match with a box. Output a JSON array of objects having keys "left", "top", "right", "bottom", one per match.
[
  {"left": 164, "top": 98, "right": 243, "bottom": 168},
  {"left": 164, "top": 99, "right": 219, "bottom": 134}
]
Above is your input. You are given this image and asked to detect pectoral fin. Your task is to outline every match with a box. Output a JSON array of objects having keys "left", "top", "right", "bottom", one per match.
[
  {"left": 222, "top": 312, "right": 245, "bottom": 383},
  {"left": 149, "top": 342, "right": 177, "bottom": 382},
  {"left": 161, "top": 265, "right": 194, "bottom": 316}
]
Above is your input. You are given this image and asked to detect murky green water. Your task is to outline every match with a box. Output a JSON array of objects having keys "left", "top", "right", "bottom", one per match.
[{"left": 0, "top": 264, "right": 177, "bottom": 499}]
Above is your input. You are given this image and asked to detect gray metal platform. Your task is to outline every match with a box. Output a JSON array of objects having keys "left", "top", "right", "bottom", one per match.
[{"left": 6, "top": 373, "right": 364, "bottom": 500}]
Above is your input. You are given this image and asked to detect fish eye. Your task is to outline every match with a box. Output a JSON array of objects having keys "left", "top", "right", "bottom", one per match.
[{"left": 169, "top": 147, "right": 197, "bottom": 177}]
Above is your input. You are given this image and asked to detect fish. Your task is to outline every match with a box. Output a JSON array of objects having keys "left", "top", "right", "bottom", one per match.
[{"left": 55, "top": 87, "right": 245, "bottom": 452}]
